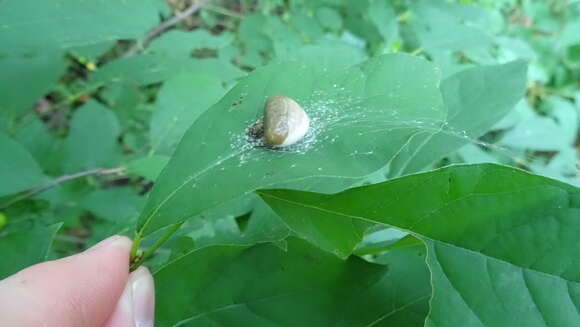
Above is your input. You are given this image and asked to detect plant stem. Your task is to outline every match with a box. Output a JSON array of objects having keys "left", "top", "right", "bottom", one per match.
[
  {"left": 122, "top": 0, "right": 211, "bottom": 58},
  {"left": 0, "top": 167, "right": 125, "bottom": 210},
  {"left": 130, "top": 232, "right": 142, "bottom": 263},
  {"left": 205, "top": 4, "right": 244, "bottom": 19},
  {"left": 130, "top": 221, "right": 184, "bottom": 271}
]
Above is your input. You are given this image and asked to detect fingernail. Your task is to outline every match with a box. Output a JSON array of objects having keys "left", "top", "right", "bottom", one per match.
[{"left": 131, "top": 266, "right": 155, "bottom": 327}]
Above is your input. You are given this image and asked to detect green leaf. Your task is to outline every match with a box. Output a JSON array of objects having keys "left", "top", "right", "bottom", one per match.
[
  {"left": 91, "top": 54, "right": 246, "bottom": 87},
  {"left": 126, "top": 155, "right": 171, "bottom": 181},
  {"left": 501, "top": 96, "right": 578, "bottom": 151},
  {"left": 136, "top": 53, "right": 450, "bottom": 237},
  {"left": 0, "top": 0, "right": 158, "bottom": 120},
  {"left": 14, "top": 117, "right": 59, "bottom": 172},
  {"left": 150, "top": 74, "right": 225, "bottom": 154},
  {"left": 182, "top": 194, "right": 290, "bottom": 249},
  {"left": 0, "top": 51, "right": 66, "bottom": 125},
  {"left": 273, "top": 39, "right": 367, "bottom": 69},
  {"left": 148, "top": 30, "right": 234, "bottom": 57},
  {"left": 0, "top": 223, "right": 61, "bottom": 279},
  {"left": 0, "top": 132, "right": 47, "bottom": 197},
  {"left": 81, "top": 187, "right": 144, "bottom": 223},
  {"left": 63, "top": 100, "right": 121, "bottom": 172},
  {"left": 258, "top": 163, "right": 580, "bottom": 325},
  {"left": 410, "top": 0, "right": 493, "bottom": 52},
  {"left": 315, "top": 7, "right": 343, "bottom": 31},
  {"left": 0, "top": 0, "right": 158, "bottom": 52},
  {"left": 154, "top": 237, "right": 430, "bottom": 327},
  {"left": 388, "top": 60, "right": 527, "bottom": 177}
]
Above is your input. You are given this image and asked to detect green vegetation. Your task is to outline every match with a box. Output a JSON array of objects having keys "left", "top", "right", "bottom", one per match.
[{"left": 1, "top": 0, "right": 579, "bottom": 326}]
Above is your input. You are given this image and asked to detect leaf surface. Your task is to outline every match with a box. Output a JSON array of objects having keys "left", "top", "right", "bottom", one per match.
[
  {"left": 136, "top": 53, "right": 448, "bottom": 237},
  {"left": 154, "top": 237, "right": 430, "bottom": 327},
  {"left": 259, "top": 164, "right": 580, "bottom": 326}
]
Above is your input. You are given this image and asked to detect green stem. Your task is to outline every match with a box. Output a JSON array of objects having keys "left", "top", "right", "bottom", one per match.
[
  {"left": 205, "top": 4, "right": 244, "bottom": 19},
  {"left": 130, "top": 232, "right": 142, "bottom": 263},
  {"left": 130, "top": 221, "right": 184, "bottom": 271}
]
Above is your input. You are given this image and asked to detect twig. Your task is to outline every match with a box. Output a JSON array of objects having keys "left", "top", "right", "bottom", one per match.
[
  {"left": 205, "top": 4, "right": 244, "bottom": 19},
  {"left": 0, "top": 167, "right": 125, "bottom": 210},
  {"left": 122, "top": 0, "right": 211, "bottom": 58}
]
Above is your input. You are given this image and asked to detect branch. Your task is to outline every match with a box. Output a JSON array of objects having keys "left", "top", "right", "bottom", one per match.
[
  {"left": 122, "top": 0, "right": 211, "bottom": 58},
  {"left": 0, "top": 167, "right": 125, "bottom": 210}
]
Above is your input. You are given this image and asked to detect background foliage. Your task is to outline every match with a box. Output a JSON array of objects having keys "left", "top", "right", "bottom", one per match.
[{"left": 0, "top": 0, "right": 579, "bottom": 326}]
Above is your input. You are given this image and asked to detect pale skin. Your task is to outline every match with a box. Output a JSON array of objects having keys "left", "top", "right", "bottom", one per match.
[{"left": 0, "top": 235, "right": 154, "bottom": 327}]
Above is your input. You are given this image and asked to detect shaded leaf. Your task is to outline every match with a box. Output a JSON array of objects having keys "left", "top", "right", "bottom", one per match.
[
  {"left": 259, "top": 163, "right": 580, "bottom": 326},
  {"left": 154, "top": 237, "right": 430, "bottom": 327}
]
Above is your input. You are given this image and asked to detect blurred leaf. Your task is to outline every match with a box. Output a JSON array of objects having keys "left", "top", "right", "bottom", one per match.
[
  {"left": 273, "top": 39, "right": 367, "bottom": 68},
  {"left": 63, "top": 101, "right": 121, "bottom": 172},
  {"left": 410, "top": 0, "right": 493, "bottom": 52},
  {"left": 14, "top": 117, "right": 59, "bottom": 173},
  {"left": 0, "top": 0, "right": 158, "bottom": 120},
  {"left": 151, "top": 74, "right": 225, "bottom": 154},
  {"left": 91, "top": 54, "right": 245, "bottom": 86},
  {"left": 81, "top": 187, "right": 144, "bottom": 223},
  {"left": 154, "top": 237, "right": 430, "bottom": 327},
  {"left": 259, "top": 164, "right": 580, "bottom": 326},
  {"left": 530, "top": 148, "right": 580, "bottom": 187},
  {"left": 0, "top": 132, "right": 47, "bottom": 197},
  {"left": 126, "top": 155, "right": 171, "bottom": 181},
  {"left": 0, "top": 223, "right": 61, "bottom": 279},
  {"left": 457, "top": 143, "right": 501, "bottom": 164},
  {"left": 315, "top": 7, "right": 343, "bottom": 31},
  {"left": 500, "top": 115, "right": 572, "bottom": 151},
  {"left": 353, "top": 227, "right": 408, "bottom": 256},
  {"left": 0, "top": 0, "right": 158, "bottom": 52},
  {"left": 0, "top": 52, "right": 65, "bottom": 127},
  {"left": 148, "top": 30, "right": 234, "bottom": 57}
]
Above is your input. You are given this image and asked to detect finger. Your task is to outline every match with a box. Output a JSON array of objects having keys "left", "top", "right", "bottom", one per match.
[
  {"left": 102, "top": 266, "right": 155, "bottom": 327},
  {"left": 0, "top": 235, "right": 132, "bottom": 327}
]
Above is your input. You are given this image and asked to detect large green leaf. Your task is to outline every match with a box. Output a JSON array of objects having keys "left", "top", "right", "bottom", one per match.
[
  {"left": 258, "top": 164, "right": 580, "bottom": 326},
  {"left": 0, "top": 132, "right": 47, "bottom": 197},
  {"left": 0, "top": 223, "right": 61, "bottom": 279},
  {"left": 154, "top": 237, "right": 430, "bottom": 327},
  {"left": 136, "top": 53, "right": 448, "bottom": 237}
]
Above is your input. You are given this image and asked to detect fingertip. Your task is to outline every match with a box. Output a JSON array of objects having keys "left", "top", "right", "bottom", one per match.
[{"left": 0, "top": 235, "right": 133, "bottom": 327}]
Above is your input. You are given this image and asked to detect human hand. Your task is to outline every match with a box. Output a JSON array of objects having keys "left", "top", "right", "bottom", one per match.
[{"left": 0, "top": 235, "right": 154, "bottom": 327}]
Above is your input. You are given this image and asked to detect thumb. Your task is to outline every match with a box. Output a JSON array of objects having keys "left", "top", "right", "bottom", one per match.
[{"left": 0, "top": 235, "right": 132, "bottom": 327}]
